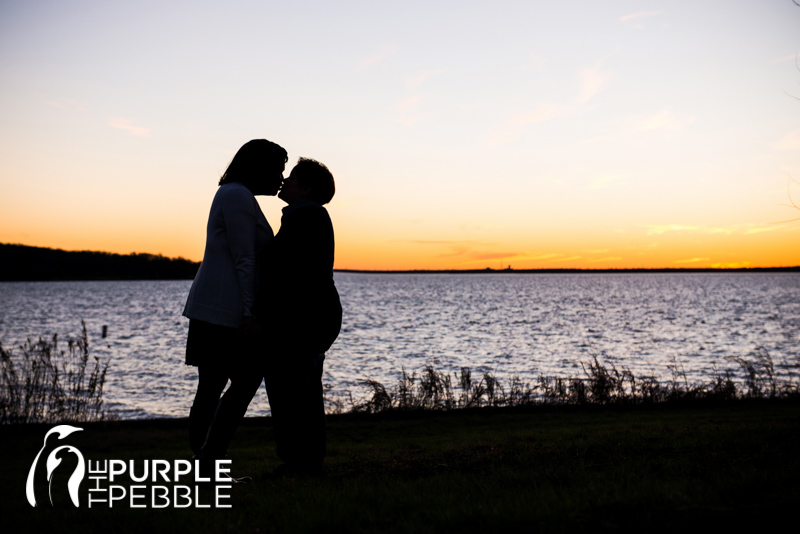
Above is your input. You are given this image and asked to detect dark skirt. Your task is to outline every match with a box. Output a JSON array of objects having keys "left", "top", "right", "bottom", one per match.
[{"left": 185, "top": 319, "right": 260, "bottom": 372}]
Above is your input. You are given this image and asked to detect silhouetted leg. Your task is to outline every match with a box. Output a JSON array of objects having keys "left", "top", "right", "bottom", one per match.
[
  {"left": 296, "top": 353, "right": 327, "bottom": 467},
  {"left": 310, "top": 354, "right": 327, "bottom": 463},
  {"left": 200, "top": 369, "right": 263, "bottom": 460},
  {"left": 189, "top": 365, "right": 228, "bottom": 456},
  {"left": 264, "top": 359, "right": 292, "bottom": 465},
  {"left": 266, "top": 353, "right": 326, "bottom": 471}
]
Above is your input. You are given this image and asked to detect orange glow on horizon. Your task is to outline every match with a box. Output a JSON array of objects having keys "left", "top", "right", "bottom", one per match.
[
  {"left": 4, "top": 213, "right": 799, "bottom": 272},
  {"left": 4, "top": 213, "right": 798, "bottom": 271}
]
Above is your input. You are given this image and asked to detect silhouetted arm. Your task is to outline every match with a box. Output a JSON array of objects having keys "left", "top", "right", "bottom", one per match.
[{"left": 222, "top": 187, "right": 259, "bottom": 319}]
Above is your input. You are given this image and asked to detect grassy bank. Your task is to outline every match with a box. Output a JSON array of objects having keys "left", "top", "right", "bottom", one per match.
[{"left": 3, "top": 399, "right": 799, "bottom": 533}]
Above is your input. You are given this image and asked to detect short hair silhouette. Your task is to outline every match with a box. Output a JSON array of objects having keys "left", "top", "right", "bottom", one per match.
[
  {"left": 293, "top": 158, "right": 336, "bottom": 205},
  {"left": 219, "top": 139, "right": 288, "bottom": 188}
]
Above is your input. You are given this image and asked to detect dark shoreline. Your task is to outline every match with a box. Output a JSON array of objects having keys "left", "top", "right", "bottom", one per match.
[
  {"left": 0, "top": 243, "right": 199, "bottom": 281},
  {"left": 2, "top": 242, "right": 798, "bottom": 281},
  {"left": 8, "top": 394, "right": 795, "bottom": 427}
]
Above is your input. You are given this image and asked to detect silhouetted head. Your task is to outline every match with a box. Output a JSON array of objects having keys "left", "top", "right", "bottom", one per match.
[
  {"left": 218, "top": 139, "right": 288, "bottom": 195},
  {"left": 279, "top": 157, "right": 336, "bottom": 205}
]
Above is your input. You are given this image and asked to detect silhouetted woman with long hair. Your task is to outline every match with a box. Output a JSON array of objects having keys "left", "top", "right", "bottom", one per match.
[{"left": 183, "top": 139, "right": 287, "bottom": 460}]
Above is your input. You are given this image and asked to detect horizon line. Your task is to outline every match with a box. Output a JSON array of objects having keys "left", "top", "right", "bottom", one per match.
[{"left": 3, "top": 243, "right": 798, "bottom": 274}]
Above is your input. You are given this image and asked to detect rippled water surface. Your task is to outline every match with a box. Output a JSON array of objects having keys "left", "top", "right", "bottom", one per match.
[{"left": 1, "top": 273, "right": 798, "bottom": 418}]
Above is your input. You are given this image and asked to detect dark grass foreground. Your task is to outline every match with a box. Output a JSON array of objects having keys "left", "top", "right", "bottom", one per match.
[{"left": 3, "top": 400, "right": 799, "bottom": 533}]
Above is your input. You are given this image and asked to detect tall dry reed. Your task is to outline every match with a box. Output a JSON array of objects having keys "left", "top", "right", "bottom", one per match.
[
  {"left": 340, "top": 350, "right": 798, "bottom": 414},
  {"left": 0, "top": 321, "right": 109, "bottom": 424}
]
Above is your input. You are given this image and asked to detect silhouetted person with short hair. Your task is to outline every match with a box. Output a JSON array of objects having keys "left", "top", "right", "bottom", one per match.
[
  {"left": 257, "top": 157, "right": 342, "bottom": 476},
  {"left": 183, "top": 139, "right": 287, "bottom": 466}
]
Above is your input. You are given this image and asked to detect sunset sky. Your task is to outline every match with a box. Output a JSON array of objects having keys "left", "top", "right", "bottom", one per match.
[{"left": 1, "top": 0, "right": 799, "bottom": 270}]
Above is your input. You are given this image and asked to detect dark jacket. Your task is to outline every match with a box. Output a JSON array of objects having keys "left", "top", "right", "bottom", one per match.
[{"left": 256, "top": 200, "right": 342, "bottom": 355}]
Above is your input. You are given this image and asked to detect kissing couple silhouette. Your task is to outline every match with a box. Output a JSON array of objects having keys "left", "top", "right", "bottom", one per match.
[{"left": 183, "top": 139, "right": 342, "bottom": 480}]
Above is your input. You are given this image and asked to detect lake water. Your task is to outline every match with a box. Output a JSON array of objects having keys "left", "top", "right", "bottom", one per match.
[{"left": 1, "top": 272, "right": 798, "bottom": 419}]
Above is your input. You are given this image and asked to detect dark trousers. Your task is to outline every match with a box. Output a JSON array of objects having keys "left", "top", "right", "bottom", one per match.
[
  {"left": 264, "top": 352, "right": 327, "bottom": 469},
  {"left": 189, "top": 362, "right": 263, "bottom": 460},
  {"left": 189, "top": 365, "right": 228, "bottom": 456},
  {"left": 199, "top": 369, "right": 263, "bottom": 460},
  {"left": 186, "top": 320, "right": 263, "bottom": 459}
]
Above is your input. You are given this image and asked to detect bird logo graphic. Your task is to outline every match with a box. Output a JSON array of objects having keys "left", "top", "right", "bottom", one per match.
[{"left": 26, "top": 425, "right": 86, "bottom": 507}]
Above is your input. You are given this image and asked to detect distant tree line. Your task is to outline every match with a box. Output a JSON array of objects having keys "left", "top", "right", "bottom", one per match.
[
  {"left": 3, "top": 243, "right": 796, "bottom": 281},
  {"left": 0, "top": 244, "right": 200, "bottom": 281}
]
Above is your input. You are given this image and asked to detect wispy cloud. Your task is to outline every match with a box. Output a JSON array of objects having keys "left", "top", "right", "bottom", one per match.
[
  {"left": 108, "top": 118, "right": 150, "bottom": 138},
  {"left": 407, "top": 69, "right": 442, "bottom": 89},
  {"left": 774, "top": 129, "right": 800, "bottom": 151},
  {"left": 587, "top": 256, "right": 623, "bottom": 263},
  {"left": 674, "top": 257, "right": 710, "bottom": 264},
  {"left": 627, "top": 109, "right": 696, "bottom": 132},
  {"left": 398, "top": 239, "right": 470, "bottom": 245},
  {"left": 358, "top": 45, "right": 398, "bottom": 68},
  {"left": 470, "top": 252, "right": 522, "bottom": 261},
  {"left": 395, "top": 96, "right": 423, "bottom": 126},
  {"left": 394, "top": 240, "right": 510, "bottom": 261},
  {"left": 647, "top": 225, "right": 700, "bottom": 235},
  {"left": 578, "top": 58, "right": 612, "bottom": 103},
  {"left": 436, "top": 246, "right": 471, "bottom": 258},
  {"left": 488, "top": 104, "right": 568, "bottom": 146},
  {"left": 438, "top": 248, "right": 522, "bottom": 263},
  {"left": 489, "top": 57, "right": 611, "bottom": 146},
  {"left": 744, "top": 226, "right": 779, "bottom": 235},
  {"left": 770, "top": 53, "right": 798, "bottom": 64},
  {"left": 461, "top": 251, "right": 591, "bottom": 266},
  {"left": 620, "top": 10, "right": 662, "bottom": 29},
  {"left": 646, "top": 223, "right": 781, "bottom": 236},
  {"left": 520, "top": 253, "right": 583, "bottom": 263},
  {"left": 404, "top": 241, "right": 561, "bottom": 265}
]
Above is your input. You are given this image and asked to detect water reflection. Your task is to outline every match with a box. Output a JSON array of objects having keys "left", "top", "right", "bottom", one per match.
[{"left": 0, "top": 273, "right": 798, "bottom": 418}]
